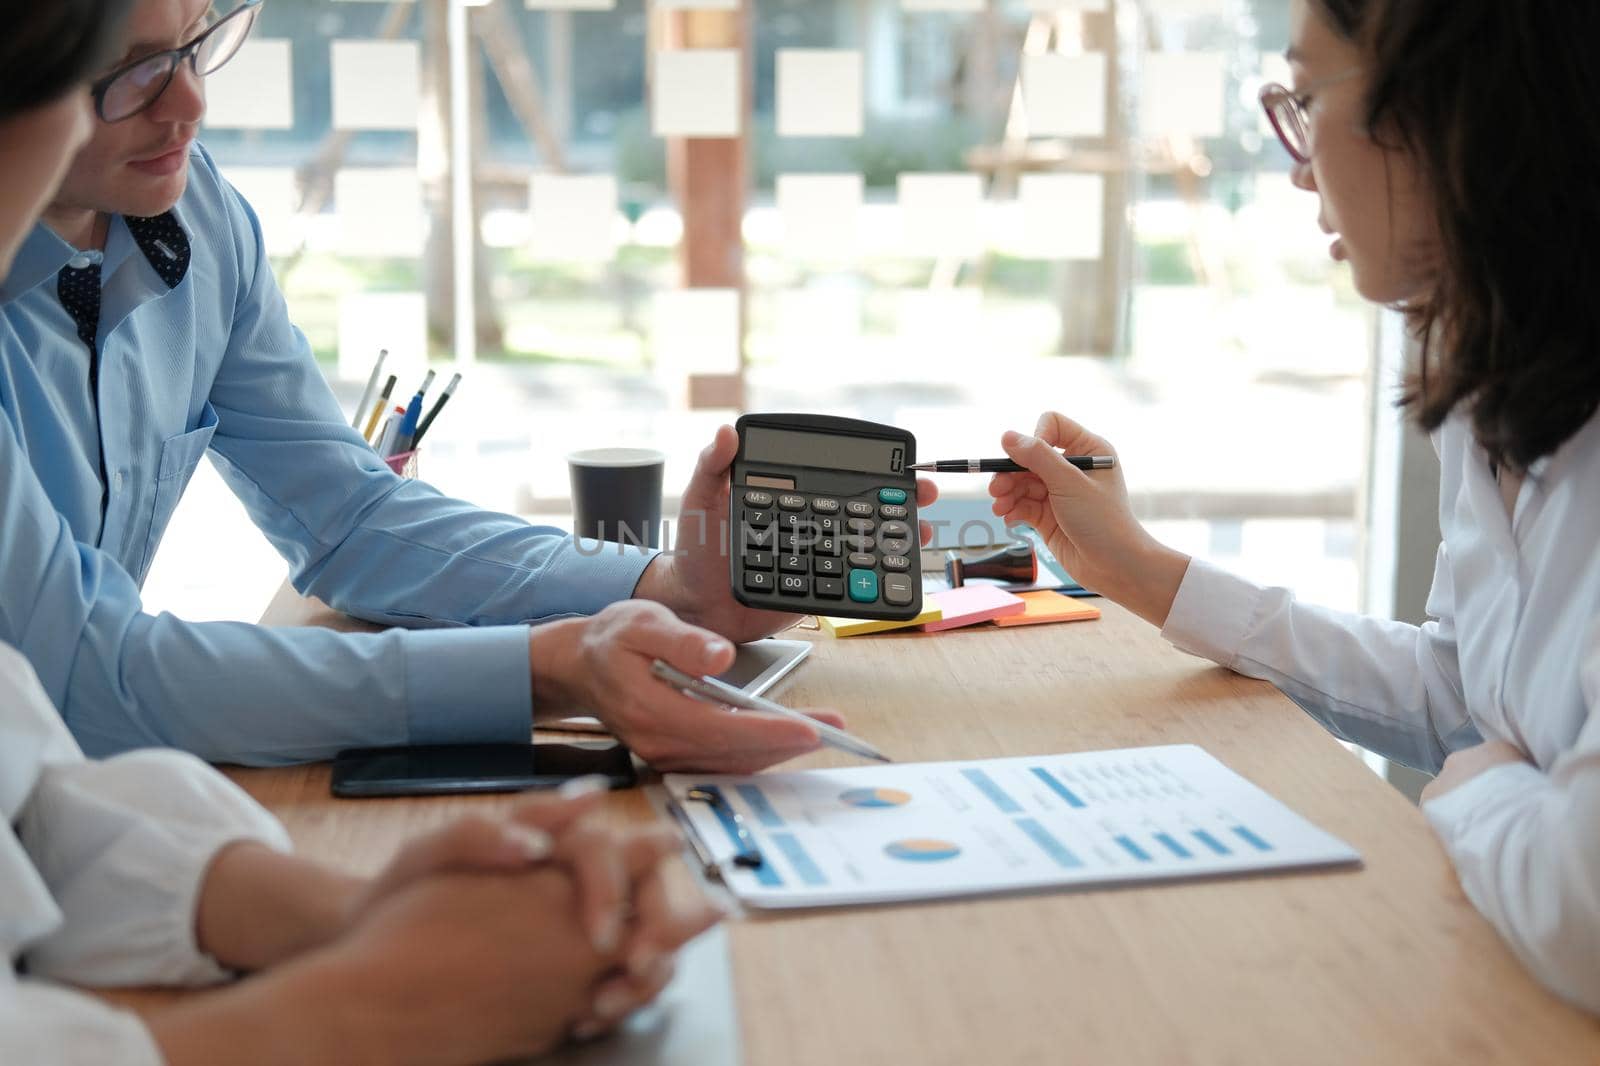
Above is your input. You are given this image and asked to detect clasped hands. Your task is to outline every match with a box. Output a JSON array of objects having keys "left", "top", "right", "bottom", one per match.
[{"left": 191, "top": 783, "right": 723, "bottom": 1065}]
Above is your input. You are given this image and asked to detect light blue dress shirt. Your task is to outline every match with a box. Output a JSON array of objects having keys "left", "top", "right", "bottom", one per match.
[{"left": 0, "top": 143, "right": 654, "bottom": 765}]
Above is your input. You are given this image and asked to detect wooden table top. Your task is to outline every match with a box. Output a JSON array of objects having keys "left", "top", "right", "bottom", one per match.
[{"left": 224, "top": 593, "right": 1598, "bottom": 1065}]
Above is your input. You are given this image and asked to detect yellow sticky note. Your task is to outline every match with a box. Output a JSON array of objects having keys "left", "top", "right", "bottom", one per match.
[
  {"left": 819, "top": 604, "right": 942, "bottom": 637},
  {"left": 992, "top": 590, "right": 1102, "bottom": 627}
]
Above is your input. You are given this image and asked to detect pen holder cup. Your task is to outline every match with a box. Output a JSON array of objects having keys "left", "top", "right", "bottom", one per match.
[{"left": 384, "top": 449, "right": 419, "bottom": 479}]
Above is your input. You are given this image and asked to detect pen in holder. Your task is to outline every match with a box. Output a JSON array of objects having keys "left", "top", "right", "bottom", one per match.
[{"left": 384, "top": 449, "right": 419, "bottom": 479}]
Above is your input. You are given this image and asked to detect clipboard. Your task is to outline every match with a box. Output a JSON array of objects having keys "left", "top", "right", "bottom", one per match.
[{"left": 664, "top": 745, "right": 1359, "bottom": 910}]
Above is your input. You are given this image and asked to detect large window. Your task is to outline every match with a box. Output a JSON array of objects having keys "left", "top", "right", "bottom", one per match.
[{"left": 149, "top": 0, "right": 1368, "bottom": 622}]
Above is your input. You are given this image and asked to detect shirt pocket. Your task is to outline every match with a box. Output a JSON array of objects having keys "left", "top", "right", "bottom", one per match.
[{"left": 136, "top": 402, "right": 219, "bottom": 585}]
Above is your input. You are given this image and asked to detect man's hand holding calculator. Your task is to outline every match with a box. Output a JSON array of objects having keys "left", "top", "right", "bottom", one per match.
[
  {"left": 632, "top": 424, "right": 938, "bottom": 642},
  {"left": 533, "top": 423, "right": 935, "bottom": 773}
]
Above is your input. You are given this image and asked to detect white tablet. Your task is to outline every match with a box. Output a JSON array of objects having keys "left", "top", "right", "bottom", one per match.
[{"left": 552, "top": 638, "right": 812, "bottom": 734}]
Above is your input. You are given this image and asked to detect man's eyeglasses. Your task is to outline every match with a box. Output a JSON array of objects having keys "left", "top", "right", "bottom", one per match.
[
  {"left": 1258, "top": 66, "right": 1361, "bottom": 164},
  {"left": 91, "top": 0, "right": 263, "bottom": 124}
]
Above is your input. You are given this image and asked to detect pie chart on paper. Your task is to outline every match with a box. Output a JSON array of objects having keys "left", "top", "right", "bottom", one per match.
[
  {"left": 885, "top": 838, "right": 962, "bottom": 862},
  {"left": 840, "top": 787, "right": 912, "bottom": 809}
]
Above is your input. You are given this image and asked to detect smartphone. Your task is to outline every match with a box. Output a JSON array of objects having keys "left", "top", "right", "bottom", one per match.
[
  {"left": 330, "top": 739, "right": 636, "bottom": 798},
  {"left": 551, "top": 637, "right": 812, "bottom": 733}
]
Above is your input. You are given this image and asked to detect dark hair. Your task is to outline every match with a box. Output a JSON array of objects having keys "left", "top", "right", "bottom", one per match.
[
  {"left": 0, "top": 0, "right": 134, "bottom": 120},
  {"left": 1312, "top": 0, "right": 1600, "bottom": 472}
]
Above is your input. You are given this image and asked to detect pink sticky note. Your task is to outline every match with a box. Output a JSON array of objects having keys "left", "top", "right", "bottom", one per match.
[{"left": 922, "top": 585, "right": 1027, "bottom": 632}]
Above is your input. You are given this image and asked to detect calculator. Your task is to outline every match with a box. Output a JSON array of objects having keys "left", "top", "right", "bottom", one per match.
[{"left": 729, "top": 413, "right": 921, "bottom": 621}]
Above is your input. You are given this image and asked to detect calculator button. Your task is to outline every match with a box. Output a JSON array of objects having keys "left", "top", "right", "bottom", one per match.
[
  {"left": 778, "top": 533, "right": 812, "bottom": 554},
  {"left": 878, "top": 487, "right": 908, "bottom": 505},
  {"left": 878, "top": 520, "right": 911, "bottom": 540},
  {"left": 785, "top": 519, "right": 819, "bottom": 545},
  {"left": 780, "top": 512, "right": 810, "bottom": 531},
  {"left": 883, "top": 573, "right": 915, "bottom": 606},
  {"left": 814, "top": 536, "right": 840, "bottom": 557},
  {"left": 778, "top": 494, "right": 806, "bottom": 511},
  {"left": 879, "top": 537, "right": 913, "bottom": 556},
  {"left": 811, "top": 497, "right": 841, "bottom": 514},
  {"left": 815, "top": 576, "right": 845, "bottom": 599},
  {"left": 742, "top": 526, "right": 776, "bottom": 551},
  {"left": 779, "top": 574, "right": 810, "bottom": 596},
  {"left": 847, "top": 551, "right": 877, "bottom": 569},
  {"left": 879, "top": 504, "right": 908, "bottom": 520},
  {"left": 743, "top": 509, "right": 774, "bottom": 528},
  {"left": 744, "top": 570, "right": 774, "bottom": 593},
  {"left": 882, "top": 555, "right": 911, "bottom": 572},
  {"left": 743, "top": 551, "right": 774, "bottom": 570},
  {"left": 815, "top": 516, "right": 841, "bottom": 536},
  {"left": 814, "top": 556, "right": 843, "bottom": 577},
  {"left": 743, "top": 490, "right": 774, "bottom": 507},
  {"left": 845, "top": 535, "right": 876, "bottom": 554},
  {"left": 845, "top": 500, "right": 875, "bottom": 518},
  {"left": 847, "top": 517, "right": 876, "bottom": 535},
  {"left": 848, "top": 569, "right": 879, "bottom": 603},
  {"left": 780, "top": 554, "right": 809, "bottom": 574}
]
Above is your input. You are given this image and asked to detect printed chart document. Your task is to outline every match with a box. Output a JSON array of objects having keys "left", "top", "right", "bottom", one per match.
[{"left": 664, "top": 745, "right": 1359, "bottom": 909}]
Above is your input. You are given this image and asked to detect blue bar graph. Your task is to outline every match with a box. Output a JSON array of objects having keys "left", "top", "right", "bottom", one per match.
[
  {"left": 962, "top": 768, "right": 1022, "bottom": 813},
  {"left": 1153, "top": 832, "right": 1192, "bottom": 859},
  {"left": 1192, "top": 829, "right": 1231, "bottom": 856},
  {"left": 1014, "top": 818, "right": 1084, "bottom": 869},
  {"left": 1233, "top": 826, "right": 1273, "bottom": 852},
  {"left": 1030, "top": 767, "right": 1087, "bottom": 809},
  {"left": 1115, "top": 835, "right": 1152, "bottom": 863},
  {"left": 772, "top": 833, "right": 828, "bottom": 886},
  {"left": 735, "top": 784, "right": 786, "bottom": 828}
]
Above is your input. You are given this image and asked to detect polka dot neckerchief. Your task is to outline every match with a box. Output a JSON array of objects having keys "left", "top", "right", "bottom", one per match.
[
  {"left": 54, "top": 212, "right": 192, "bottom": 519},
  {"left": 55, "top": 211, "right": 192, "bottom": 355}
]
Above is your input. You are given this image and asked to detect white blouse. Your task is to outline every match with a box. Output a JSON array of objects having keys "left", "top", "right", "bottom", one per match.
[
  {"left": 1162, "top": 409, "right": 1600, "bottom": 1015},
  {"left": 1, "top": 642, "right": 289, "bottom": 1064}
]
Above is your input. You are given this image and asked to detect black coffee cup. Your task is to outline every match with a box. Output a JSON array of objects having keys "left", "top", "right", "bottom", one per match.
[{"left": 566, "top": 448, "right": 666, "bottom": 549}]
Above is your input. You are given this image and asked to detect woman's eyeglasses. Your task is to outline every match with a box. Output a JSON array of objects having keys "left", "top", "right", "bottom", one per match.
[
  {"left": 91, "top": 0, "right": 263, "bottom": 124},
  {"left": 1258, "top": 66, "right": 1361, "bottom": 164}
]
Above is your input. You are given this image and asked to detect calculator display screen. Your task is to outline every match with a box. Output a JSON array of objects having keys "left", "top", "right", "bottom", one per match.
[{"left": 744, "top": 426, "right": 906, "bottom": 476}]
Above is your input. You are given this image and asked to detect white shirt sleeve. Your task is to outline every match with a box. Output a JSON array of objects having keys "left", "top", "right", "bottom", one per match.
[
  {"left": 3, "top": 641, "right": 291, "bottom": 1062},
  {"left": 0, "top": 978, "right": 165, "bottom": 1066},
  {"left": 1160, "top": 552, "right": 1480, "bottom": 773},
  {"left": 1421, "top": 624, "right": 1600, "bottom": 1015},
  {"left": 17, "top": 746, "right": 292, "bottom": 986}
]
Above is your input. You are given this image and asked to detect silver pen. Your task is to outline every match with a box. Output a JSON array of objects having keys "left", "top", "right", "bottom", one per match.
[{"left": 649, "top": 659, "right": 892, "bottom": 764}]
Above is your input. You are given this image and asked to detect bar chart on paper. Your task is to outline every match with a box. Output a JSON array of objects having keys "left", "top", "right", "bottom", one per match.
[{"left": 664, "top": 745, "right": 1359, "bottom": 909}]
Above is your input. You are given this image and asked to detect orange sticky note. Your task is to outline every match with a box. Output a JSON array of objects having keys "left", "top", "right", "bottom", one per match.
[
  {"left": 993, "top": 589, "right": 1102, "bottom": 627},
  {"left": 922, "top": 585, "right": 1027, "bottom": 632}
]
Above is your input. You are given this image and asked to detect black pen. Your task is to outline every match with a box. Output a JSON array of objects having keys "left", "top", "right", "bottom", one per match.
[
  {"left": 410, "top": 372, "right": 460, "bottom": 449},
  {"left": 910, "top": 456, "right": 1116, "bottom": 473}
]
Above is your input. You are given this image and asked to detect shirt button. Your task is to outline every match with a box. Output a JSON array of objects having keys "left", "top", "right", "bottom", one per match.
[{"left": 113, "top": 471, "right": 124, "bottom": 491}]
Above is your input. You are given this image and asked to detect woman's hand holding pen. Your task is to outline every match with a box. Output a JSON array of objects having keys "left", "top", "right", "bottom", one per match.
[
  {"left": 989, "top": 411, "right": 1190, "bottom": 628},
  {"left": 632, "top": 425, "right": 939, "bottom": 644},
  {"left": 530, "top": 599, "right": 849, "bottom": 773}
]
